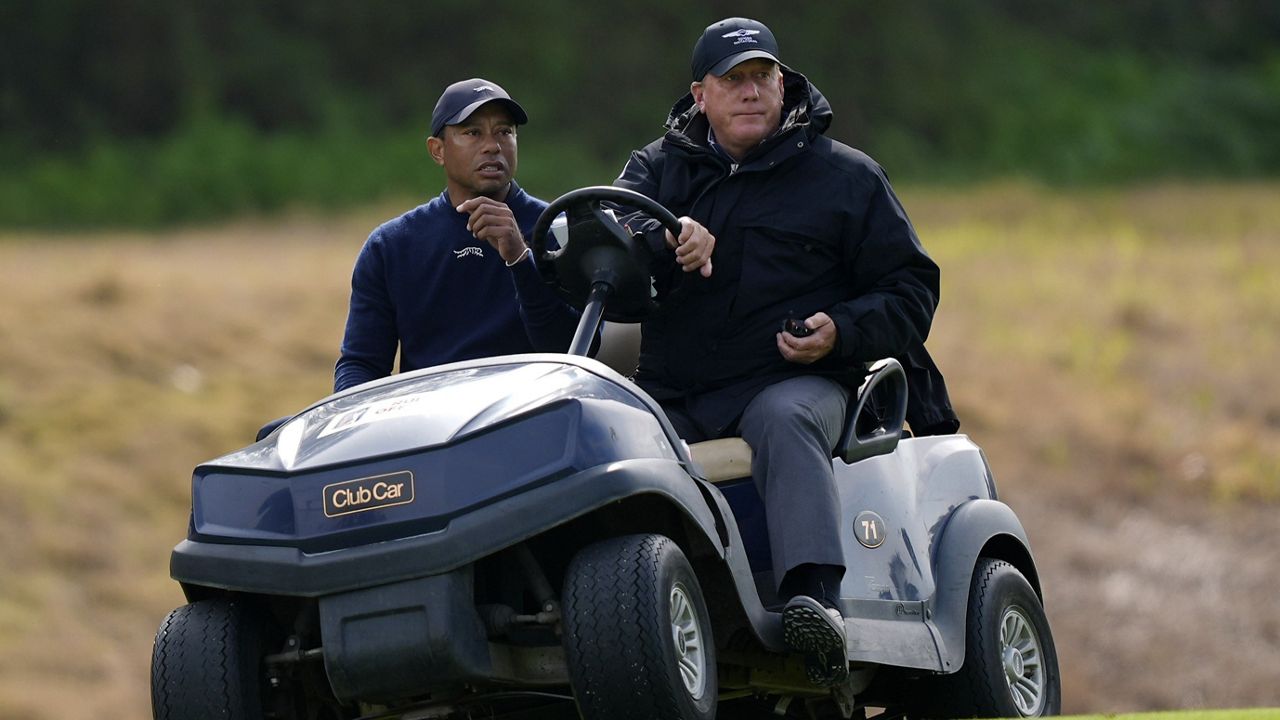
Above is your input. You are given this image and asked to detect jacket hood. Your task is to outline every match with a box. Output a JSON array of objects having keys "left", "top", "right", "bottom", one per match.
[{"left": 662, "top": 66, "right": 833, "bottom": 144}]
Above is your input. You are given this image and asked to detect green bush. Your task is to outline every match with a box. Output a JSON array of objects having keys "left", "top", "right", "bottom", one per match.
[
  {"left": 0, "top": 118, "right": 623, "bottom": 229},
  {"left": 3, "top": 2, "right": 1279, "bottom": 228}
]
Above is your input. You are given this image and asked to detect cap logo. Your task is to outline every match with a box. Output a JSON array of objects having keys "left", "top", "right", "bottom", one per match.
[
  {"left": 722, "top": 28, "right": 760, "bottom": 44},
  {"left": 454, "top": 246, "right": 484, "bottom": 259},
  {"left": 473, "top": 85, "right": 496, "bottom": 93}
]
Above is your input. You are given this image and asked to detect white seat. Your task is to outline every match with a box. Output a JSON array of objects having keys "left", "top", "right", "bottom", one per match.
[
  {"left": 688, "top": 437, "right": 753, "bottom": 484},
  {"left": 593, "top": 323, "right": 754, "bottom": 484}
]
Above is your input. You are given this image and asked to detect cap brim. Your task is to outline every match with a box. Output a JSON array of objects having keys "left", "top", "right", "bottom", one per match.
[
  {"left": 438, "top": 98, "right": 529, "bottom": 135},
  {"left": 708, "top": 50, "right": 780, "bottom": 77}
]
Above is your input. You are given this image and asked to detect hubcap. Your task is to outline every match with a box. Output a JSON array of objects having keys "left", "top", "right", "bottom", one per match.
[
  {"left": 1000, "top": 605, "right": 1045, "bottom": 716},
  {"left": 669, "top": 583, "right": 706, "bottom": 699}
]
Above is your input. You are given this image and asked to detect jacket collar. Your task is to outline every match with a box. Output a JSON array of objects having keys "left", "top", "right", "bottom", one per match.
[{"left": 660, "top": 67, "right": 830, "bottom": 168}]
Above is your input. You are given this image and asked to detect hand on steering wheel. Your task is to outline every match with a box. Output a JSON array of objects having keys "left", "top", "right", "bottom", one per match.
[
  {"left": 666, "top": 217, "right": 714, "bottom": 278},
  {"left": 529, "top": 186, "right": 693, "bottom": 321}
]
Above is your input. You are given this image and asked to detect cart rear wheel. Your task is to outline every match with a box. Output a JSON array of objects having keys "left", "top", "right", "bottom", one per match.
[
  {"left": 562, "top": 534, "right": 717, "bottom": 720},
  {"left": 932, "top": 558, "right": 1061, "bottom": 718}
]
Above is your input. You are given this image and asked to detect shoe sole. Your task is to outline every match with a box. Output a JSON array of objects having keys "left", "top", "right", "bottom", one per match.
[{"left": 783, "top": 602, "right": 849, "bottom": 686}]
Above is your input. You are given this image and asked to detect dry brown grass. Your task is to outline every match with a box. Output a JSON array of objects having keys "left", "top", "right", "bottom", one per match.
[
  {"left": 0, "top": 210, "right": 380, "bottom": 718},
  {"left": 912, "top": 182, "right": 1280, "bottom": 711},
  {"left": 1, "top": 185, "right": 1277, "bottom": 718}
]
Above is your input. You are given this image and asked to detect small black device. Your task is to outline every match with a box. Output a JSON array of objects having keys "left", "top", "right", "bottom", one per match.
[{"left": 783, "top": 316, "right": 813, "bottom": 337}]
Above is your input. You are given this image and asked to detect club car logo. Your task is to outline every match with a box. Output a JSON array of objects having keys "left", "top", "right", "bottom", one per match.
[{"left": 323, "top": 471, "right": 415, "bottom": 518}]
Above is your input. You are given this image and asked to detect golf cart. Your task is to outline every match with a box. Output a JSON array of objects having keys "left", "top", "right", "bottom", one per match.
[{"left": 151, "top": 187, "right": 1061, "bottom": 719}]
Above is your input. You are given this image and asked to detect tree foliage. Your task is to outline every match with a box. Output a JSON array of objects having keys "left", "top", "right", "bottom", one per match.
[{"left": 2, "top": 0, "right": 1278, "bottom": 225}]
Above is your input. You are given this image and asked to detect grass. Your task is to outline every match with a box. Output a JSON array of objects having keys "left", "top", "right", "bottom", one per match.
[
  {"left": 910, "top": 181, "right": 1280, "bottom": 502},
  {"left": 1085, "top": 707, "right": 1280, "bottom": 712},
  {"left": 1, "top": 183, "right": 1278, "bottom": 718}
]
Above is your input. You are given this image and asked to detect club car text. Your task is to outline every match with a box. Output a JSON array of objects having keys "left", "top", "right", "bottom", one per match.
[{"left": 323, "top": 471, "right": 415, "bottom": 517}]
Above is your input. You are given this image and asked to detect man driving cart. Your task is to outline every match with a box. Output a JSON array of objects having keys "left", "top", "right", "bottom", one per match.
[{"left": 614, "top": 17, "right": 952, "bottom": 686}]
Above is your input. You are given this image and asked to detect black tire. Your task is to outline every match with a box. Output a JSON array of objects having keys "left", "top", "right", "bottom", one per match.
[
  {"left": 562, "top": 534, "right": 717, "bottom": 720},
  {"left": 927, "top": 558, "right": 1061, "bottom": 718},
  {"left": 151, "top": 598, "right": 271, "bottom": 720}
]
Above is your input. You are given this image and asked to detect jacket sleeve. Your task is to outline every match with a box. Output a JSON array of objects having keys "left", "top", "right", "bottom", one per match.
[
  {"left": 334, "top": 232, "right": 398, "bottom": 392},
  {"left": 507, "top": 257, "right": 598, "bottom": 354},
  {"left": 613, "top": 143, "right": 679, "bottom": 260},
  {"left": 827, "top": 163, "right": 940, "bottom": 364},
  {"left": 613, "top": 142, "right": 684, "bottom": 299}
]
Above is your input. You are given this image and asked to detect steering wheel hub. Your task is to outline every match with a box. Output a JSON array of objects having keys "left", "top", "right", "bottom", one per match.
[{"left": 529, "top": 186, "right": 683, "bottom": 322}]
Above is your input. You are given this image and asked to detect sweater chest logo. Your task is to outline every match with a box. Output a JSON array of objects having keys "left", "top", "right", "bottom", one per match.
[{"left": 454, "top": 246, "right": 485, "bottom": 259}]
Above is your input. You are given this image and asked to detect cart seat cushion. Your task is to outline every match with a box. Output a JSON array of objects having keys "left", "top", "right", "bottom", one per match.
[{"left": 688, "top": 437, "right": 753, "bottom": 484}]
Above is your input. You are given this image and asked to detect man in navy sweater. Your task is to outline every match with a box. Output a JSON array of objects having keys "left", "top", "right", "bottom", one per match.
[{"left": 335, "top": 79, "right": 574, "bottom": 392}]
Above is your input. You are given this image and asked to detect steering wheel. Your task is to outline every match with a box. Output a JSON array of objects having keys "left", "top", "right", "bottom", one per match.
[{"left": 529, "top": 186, "right": 683, "bottom": 322}]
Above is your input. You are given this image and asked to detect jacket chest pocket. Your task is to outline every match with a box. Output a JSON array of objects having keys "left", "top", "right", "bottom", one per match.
[
  {"left": 729, "top": 226, "right": 844, "bottom": 321},
  {"left": 740, "top": 223, "right": 841, "bottom": 280}
]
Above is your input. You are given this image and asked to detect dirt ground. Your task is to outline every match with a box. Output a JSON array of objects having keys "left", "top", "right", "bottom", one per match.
[
  {"left": 1, "top": 184, "right": 1277, "bottom": 718},
  {"left": 975, "top": 402, "right": 1280, "bottom": 712},
  {"left": 931, "top": 294, "right": 1280, "bottom": 707}
]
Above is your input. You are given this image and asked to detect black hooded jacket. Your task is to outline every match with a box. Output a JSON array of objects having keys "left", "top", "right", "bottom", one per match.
[{"left": 615, "top": 69, "right": 958, "bottom": 437}]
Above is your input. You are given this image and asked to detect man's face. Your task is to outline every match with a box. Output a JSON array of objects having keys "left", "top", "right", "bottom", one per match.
[
  {"left": 427, "top": 103, "right": 518, "bottom": 202},
  {"left": 692, "top": 59, "right": 784, "bottom": 161}
]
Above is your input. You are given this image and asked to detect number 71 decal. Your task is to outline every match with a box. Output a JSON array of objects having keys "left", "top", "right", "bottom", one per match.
[{"left": 854, "top": 511, "right": 886, "bottom": 549}]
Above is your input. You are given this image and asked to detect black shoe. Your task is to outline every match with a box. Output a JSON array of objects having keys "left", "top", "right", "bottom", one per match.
[{"left": 782, "top": 595, "right": 849, "bottom": 686}]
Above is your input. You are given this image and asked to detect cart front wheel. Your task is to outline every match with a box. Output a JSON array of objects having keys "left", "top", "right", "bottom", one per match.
[{"left": 562, "top": 533, "right": 717, "bottom": 720}]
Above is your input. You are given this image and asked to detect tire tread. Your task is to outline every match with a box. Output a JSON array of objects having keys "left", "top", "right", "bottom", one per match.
[
  {"left": 907, "top": 557, "right": 1060, "bottom": 718},
  {"left": 562, "top": 534, "right": 714, "bottom": 720},
  {"left": 150, "top": 598, "right": 260, "bottom": 720}
]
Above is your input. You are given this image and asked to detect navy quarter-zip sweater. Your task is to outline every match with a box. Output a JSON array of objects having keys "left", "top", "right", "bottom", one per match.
[{"left": 335, "top": 181, "right": 571, "bottom": 391}]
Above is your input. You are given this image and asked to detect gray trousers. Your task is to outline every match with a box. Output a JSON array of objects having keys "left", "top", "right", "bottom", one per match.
[
  {"left": 738, "top": 375, "right": 850, "bottom": 584},
  {"left": 666, "top": 375, "right": 850, "bottom": 586}
]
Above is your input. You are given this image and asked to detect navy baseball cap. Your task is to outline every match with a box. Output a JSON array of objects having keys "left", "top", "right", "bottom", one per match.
[
  {"left": 691, "top": 17, "right": 781, "bottom": 81},
  {"left": 430, "top": 78, "right": 529, "bottom": 137}
]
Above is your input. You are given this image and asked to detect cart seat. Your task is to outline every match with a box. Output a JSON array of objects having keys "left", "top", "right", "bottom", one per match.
[{"left": 689, "top": 437, "right": 753, "bottom": 484}]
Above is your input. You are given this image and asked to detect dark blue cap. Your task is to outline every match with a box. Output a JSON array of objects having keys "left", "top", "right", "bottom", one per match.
[
  {"left": 691, "top": 17, "right": 781, "bottom": 81},
  {"left": 430, "top": 78, "right": 529, "bottom": 137}
]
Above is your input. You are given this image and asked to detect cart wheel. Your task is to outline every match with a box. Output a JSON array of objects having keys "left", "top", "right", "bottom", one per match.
[
  {"left": 562, "top": 534, "right": 717, "bottom": 720},
  {"left": 151, "top": 598, "right": 270, "bottom": 720},
  {"left": 936, "top": 558, "right": 1062, "bottom": 718}
]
